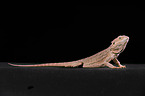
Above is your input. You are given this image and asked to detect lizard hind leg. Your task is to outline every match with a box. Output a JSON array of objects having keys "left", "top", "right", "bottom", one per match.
[
  {"left": 72, "top": 62, "right": 84, "bottom": 68},
  {"left": 76, "top": 62, "right": 84, "bottom": 68},
  {"left": 65, "top": 62, "right": 84, "bottom": 68}
]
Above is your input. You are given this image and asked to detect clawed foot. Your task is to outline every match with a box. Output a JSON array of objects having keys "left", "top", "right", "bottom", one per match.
[
  {"left": 119, "top": 65, "right": 126, "bottom": 68},
  {"left": 112, "top": 67, "right": 120, "bottom": 69},
  {"left": 112, "top": 65, "right": 126, "bottom": 69}
]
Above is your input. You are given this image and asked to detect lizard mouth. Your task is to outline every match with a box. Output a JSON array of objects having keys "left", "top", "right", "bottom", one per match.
[
  {"left": 119, "top": 41, "right": 128, "bottom": 53},
  {"left": 120, "top": 48, "right": 124, "bottom": 53}
]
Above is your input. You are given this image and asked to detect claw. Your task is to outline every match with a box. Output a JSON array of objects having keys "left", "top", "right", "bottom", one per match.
[
  {"left": 120, "top": 65, "right": 126, "bottom": 68},
  {"left": 112, "top": 67, "right": 120, "bottom": 69}
]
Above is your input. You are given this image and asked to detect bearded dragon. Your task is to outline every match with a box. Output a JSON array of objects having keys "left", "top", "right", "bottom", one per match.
[{"left": 8, "top": 35, "right": 129, "bottom": 68}]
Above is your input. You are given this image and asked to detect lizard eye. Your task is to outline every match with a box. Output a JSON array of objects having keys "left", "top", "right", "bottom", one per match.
[
  {"left": 113, "top": 42, "right": 115, "bottom": 45},
  {"left": 119, "top": 37, "right": 121, "bottom": 39}
]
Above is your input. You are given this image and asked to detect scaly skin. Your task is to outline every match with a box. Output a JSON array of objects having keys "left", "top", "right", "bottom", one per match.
[{"left": 8, "top": 35, "right": 129, "bottom": 68}]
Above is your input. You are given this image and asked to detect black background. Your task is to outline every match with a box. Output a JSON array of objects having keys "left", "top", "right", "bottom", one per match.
[{"left": 1, "top": 5, "right": 145, "bottom": 64}]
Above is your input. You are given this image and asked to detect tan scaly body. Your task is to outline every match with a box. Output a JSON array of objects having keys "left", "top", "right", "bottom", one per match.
[{"left": 8, "top": 35, "right": 129, "bottom": 68}]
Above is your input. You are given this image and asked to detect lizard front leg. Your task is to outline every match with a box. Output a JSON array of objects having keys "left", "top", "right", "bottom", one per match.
[
  {"left": 104, "top": 62, "right": 120, "bottom": 69},
  {"left": 113, "top": 58, "right": 126, "bottom": 68}
]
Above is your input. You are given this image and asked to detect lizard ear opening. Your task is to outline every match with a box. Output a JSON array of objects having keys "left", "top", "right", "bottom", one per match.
[
  {"left": 111, "top": 41, "right": 116, "bottom": 45},
  {"left": 111, "top": 39, "right": 116, "bottom": 44}
]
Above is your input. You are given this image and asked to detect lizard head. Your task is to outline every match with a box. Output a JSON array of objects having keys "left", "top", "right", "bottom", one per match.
[{"left": 111, "top": 35, "right": 129, "bottom": 54}]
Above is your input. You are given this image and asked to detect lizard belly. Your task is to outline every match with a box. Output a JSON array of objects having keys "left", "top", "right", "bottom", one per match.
[
  {"left": 83, "top": 51, "right": 112, "bottom": 68},
  {"left": 83, "top": 62, "right": 104, "bottom": 68}
]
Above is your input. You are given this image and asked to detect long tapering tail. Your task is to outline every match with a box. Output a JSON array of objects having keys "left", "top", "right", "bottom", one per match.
[{"left": 8, "top": 63, "right": 69, "bottom": 67}]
